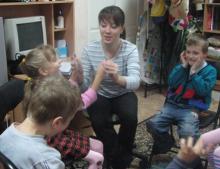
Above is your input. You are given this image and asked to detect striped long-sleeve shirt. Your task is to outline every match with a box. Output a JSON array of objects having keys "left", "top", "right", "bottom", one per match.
[{"left": 81, "top": 39, "right": 140, "bottom": 98}]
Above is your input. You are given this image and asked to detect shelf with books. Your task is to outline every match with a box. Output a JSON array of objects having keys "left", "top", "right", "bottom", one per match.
[{"left": 203, "top": 1, "right": 220, "bottom": 33}]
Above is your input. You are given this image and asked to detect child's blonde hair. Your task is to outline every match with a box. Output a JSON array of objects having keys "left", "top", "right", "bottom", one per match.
[
  {"left": 186, "top": 33, "right": 209, "bottom": 53},
  {"left": 23, "top": 74, "right": 82, "bottom": 124},
  {"left": 20, "top": 45, "right": 57, "bottom": 79}
]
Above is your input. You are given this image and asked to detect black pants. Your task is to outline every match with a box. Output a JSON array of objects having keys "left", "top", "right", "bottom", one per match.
[{"left": 88, "top": 92, "right": 138, "bottom": 168}]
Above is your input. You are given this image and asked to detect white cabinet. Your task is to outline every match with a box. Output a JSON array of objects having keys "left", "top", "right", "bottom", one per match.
[{"left": 74, "top": 0, "right": 144, "bottom": 56}]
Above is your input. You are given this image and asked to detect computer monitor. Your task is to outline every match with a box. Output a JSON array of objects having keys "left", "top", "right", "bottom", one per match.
[{"left": 4, "top": 16, "right": 47, "bottom": 60}]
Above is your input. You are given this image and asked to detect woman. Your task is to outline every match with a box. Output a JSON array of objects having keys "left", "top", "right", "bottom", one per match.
[{"left": 81, "top": 5, "right": 140, "bottom": 169}]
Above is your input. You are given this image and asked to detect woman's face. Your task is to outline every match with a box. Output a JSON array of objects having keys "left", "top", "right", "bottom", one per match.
[{"left": 99, "top": 19, "right": 124, "bottom": 45}]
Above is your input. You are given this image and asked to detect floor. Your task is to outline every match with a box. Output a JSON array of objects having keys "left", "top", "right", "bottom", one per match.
[
  {"left": 135, "top": 84, "right": 165, "bottom": 123},
  {"left": 129, "top": 85, "right": 166, "bottom": 169}
]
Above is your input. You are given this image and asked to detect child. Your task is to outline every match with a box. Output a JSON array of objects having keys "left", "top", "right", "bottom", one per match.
[
  {"left": 19, "top": 45, "right": 105, "bottom": 169},
  {"left": 166, "top": 137, "right": 213, "bottom": 169},
  {"left": 198, "top": 128, "right": 220, "bottom": 168},
  {"left": 146, "top": 33, "right": 217, "bottom": 154},
  {"left": 0, "top": 74, "right": 82, "bottom": 168}
]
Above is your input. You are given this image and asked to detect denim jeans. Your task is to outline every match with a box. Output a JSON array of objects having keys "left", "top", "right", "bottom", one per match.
[{"left": 147, "top": 102, "right": 200, "bottom": 138}]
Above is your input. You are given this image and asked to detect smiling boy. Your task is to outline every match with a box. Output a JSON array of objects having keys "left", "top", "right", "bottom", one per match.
[{"left": 146, "top": 33, "right": 217, "bottom": 154}]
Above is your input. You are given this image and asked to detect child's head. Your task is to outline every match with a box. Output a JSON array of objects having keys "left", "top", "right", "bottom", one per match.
[
  {"left": 185, "top": 33, "right": 209, "bottom": 66},
  {"left": 20, "top": 45, "right": 61, "bottom": 79},
  {"left": 23, "top": 74, "right": 82, "bottom": 136}
]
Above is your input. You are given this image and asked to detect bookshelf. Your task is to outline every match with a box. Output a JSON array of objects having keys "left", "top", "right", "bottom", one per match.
[
  {"left": 203, "top": 0, "right": 220, "bottom": 87},
  {"left": 203, "top": 0, "right": 220, "bottom": 33},
  {"left": 0, "top": 0, "right": 75, "bottom": 57}
]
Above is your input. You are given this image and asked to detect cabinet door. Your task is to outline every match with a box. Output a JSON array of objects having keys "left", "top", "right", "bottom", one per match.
[
  {"left": 88, "top": 0, "right": 115, "bottom": 42},
  {"left": 116, "top": 0, "right": 138, "bottom": 43}
]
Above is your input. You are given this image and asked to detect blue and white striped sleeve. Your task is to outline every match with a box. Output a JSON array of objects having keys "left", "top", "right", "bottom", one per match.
[{"left": 124, "top": 46, "right": 140, "bottom": 90}]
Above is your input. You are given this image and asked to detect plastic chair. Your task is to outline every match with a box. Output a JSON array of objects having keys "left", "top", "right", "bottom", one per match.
[{"left": 0, "top": 151, "right": 18, "bottom": 169}]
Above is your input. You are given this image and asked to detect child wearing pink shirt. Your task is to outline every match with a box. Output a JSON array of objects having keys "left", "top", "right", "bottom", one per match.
[{"left": 199, "top": 128, "right": 220, "bottom": 168}]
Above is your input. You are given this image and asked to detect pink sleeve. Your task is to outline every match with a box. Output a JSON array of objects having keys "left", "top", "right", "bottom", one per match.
[
  {"left": 81, "top": 88, "right": 97, "bottom": 109},
  {"left": 201, "top": 128, "right": 220, "bottom": 146}
]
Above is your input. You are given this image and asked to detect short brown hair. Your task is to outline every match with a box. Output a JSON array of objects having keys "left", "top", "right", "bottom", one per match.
[
  {"left": 98, "top": 5, "right": 125, "bottom": 27},
  {"left": 186, "top": 33, "right": 209, "bottom": 53},
  {"left": 23, "top": 74, "right": 82, "bottom": 124}
]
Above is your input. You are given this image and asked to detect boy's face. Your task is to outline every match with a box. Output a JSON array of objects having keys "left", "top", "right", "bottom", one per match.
[{"left": 185, "top": 45, "right": 207, "bottom": 66}]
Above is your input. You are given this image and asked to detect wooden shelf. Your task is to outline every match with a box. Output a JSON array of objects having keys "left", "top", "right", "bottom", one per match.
[
  {"left": 206, "top": 3, "right": 220, "bottom": 5},
  {"left": 204, "top": 30, "right": 220, "bottom": 33},
  {"left": 207, "top": 57, "right": 220, "bottom": 62},
  {"left": 0, "top": 0, "right": 74, "bottom": 57},
  {"left": 0, "top": 1, "right": 73, "bottom": 6},
  {"left": 203, "top": 1, "right": 220, "bottom": 87},
  {"left": 54, "top": 28, "right": 67, "bottom": 32}
]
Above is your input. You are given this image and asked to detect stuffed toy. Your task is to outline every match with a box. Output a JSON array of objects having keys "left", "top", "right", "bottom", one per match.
[{"left": 169, "top": 0, "right": 189, "bottom": 31}]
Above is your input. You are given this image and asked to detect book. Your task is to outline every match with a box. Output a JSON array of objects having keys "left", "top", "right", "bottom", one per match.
[
  {"left": 206, "top": 7, "right": 213, "bottom": 30},
  {"left": 212, "top": 6, "right": 220, "bottom": 30}
]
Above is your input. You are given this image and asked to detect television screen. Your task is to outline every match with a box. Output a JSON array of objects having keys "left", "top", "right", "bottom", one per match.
[{"left": 17, "top": 21, "right": 44, "bottom": 51}]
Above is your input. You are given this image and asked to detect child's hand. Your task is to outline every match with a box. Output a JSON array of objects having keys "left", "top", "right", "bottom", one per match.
[
  {"left": 96, "top": 62, "right": 106, "bottom": 80},
  {"left": 177, "top": 137, "right": 214, "bottom": 163},
  {"left": 180, "top": 51, "right": 188, "bottom": 67},
  {"left": 190, "top": 57, "right": 203, "bottom": 75},
  {"left": 91, "top": 62, "right": 106, "bottom": 91},
  {"left": 69, "top": 57, "right": 83, "bottom": 85},
  {"left": 177, "top": 137, "right": 198, "bottom": 163},
  {"left": 193, "top": 137, "right": 214, "bottom": 157}
]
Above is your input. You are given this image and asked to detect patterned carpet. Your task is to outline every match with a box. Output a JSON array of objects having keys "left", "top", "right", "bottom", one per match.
[
  {"left": 65, "top": 117, "right": 217, "bottom": 169},
  {"left": 65, "top": 120, "right": 172, "bottom": 169}
]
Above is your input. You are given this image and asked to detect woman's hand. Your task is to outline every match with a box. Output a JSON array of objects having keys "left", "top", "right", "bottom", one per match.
[
  {"left": 103, "top": 60, "right": 118, "bottom": 75},
  {"left": 102, "top": 60, "right": 126, "bottom": 86}
]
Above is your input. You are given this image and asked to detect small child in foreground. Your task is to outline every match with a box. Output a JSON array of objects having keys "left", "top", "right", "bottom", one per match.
[{"left": 0, "top": 74, "right": 82, "bottom": 168}]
